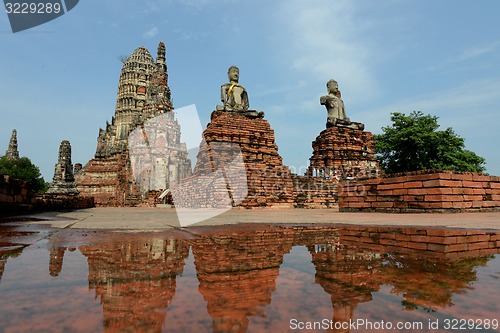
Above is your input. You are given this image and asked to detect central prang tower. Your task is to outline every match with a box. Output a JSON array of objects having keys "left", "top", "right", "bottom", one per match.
[
  {"left": 95, "top": 43, "right": 173, "bottom": 158},
  {"left": 76, "top": 42, "right": 191, "bottom": 206}
]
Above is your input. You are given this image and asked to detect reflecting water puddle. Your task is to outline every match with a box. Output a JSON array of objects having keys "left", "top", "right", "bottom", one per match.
[{"left": 0, "top": 223, "right": 499, "bottom": 332}]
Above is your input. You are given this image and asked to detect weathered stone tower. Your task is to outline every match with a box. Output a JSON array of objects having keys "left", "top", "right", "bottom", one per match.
[
  {"left": 47, "top": 140, "right": 79, "bottom": 194},
  {"left": 5, "top": 129, "right": 19, "bottom": 160},
  {"left": 95, "top": 43, "right": 173, "bottom": 158},
  {"left": 76, "top": 42, "right": 191, "bottom": 206}
]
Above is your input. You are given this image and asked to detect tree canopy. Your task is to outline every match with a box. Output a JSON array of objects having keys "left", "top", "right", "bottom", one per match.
[
  {"left": 0, "top": 156, "right": 48, "bottom": 193},
  {"left": 374, "top": 111, "right": 486, "bottom": 174}
]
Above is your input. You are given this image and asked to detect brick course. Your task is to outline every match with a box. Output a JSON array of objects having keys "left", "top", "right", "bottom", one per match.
[{"left": 338, "top": 170, "right": 500, "bottom": 212}]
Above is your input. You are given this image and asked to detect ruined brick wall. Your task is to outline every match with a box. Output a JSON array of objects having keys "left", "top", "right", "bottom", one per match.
[
  {"left": 338, "top": 171, "right": 500, "bottom": 212},
  {"left": 1, "top": 175, "right": 94, "bottom": 215},
  {"left": 34, "top": 194, "right": 94, "bottom": 210},
  {"left": 0, "top": 175, "right": 34, "bottom": 214},
  {"left": 291, "top": 175, "right": 338, "bottom": 209}
]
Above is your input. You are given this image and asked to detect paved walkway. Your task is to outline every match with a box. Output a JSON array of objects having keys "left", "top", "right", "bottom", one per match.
[{"left": 27, "top": 207, "right": 500, "bottom": 231}]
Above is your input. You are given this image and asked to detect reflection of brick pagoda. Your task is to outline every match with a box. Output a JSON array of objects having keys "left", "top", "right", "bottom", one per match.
[
  {"left": 79, "top": 236, "right": 190, "bottom": 332},
  {"left": 76, "top": 42, "right": 191, "bottom": 206},
  {"left": 190, "top": 225, "right": 295, "bottom": 332},
  {"left": 40, "top": 225, "right": 500, "bottom": 332}
]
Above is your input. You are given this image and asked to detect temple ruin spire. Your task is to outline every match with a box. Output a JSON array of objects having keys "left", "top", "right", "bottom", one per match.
[
  {"left": 5, "top": 129, "right": 19, "bottom": 160},
  {"left": 156, "top": 41, "right": 167, "bottom": 73},
  {"left": 47, "top": 140, "right": 79, "bottom": 194}
]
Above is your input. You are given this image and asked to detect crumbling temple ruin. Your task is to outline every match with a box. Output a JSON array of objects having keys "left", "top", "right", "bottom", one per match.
[
  {"left": 47, "top": 140, "right": 79, "bottom": 194},
  {"left": 5, "top": 129, "right": 19, "bottom": 160},
  {"left": 76, "top": 42, "right": 191, "bottom": 206},
  {"left": 75, "top": 46, "right": 379, "bottom": 209},
  {"left": 172, "top": 70, "right": 366, "bottom": 209},
  {"left": 309, "top": 80, "right": 380, "bottom": 179}
]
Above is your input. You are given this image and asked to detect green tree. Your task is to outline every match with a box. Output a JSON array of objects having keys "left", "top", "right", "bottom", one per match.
[
  {"left": 0, "top": 156, "right": 48, "bottom": 193},
  {"left": 374, "top": 111, "right": 486, "bottom": 174}
]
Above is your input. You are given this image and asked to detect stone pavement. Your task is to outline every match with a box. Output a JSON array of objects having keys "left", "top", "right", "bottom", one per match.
[{"left": 26, "top": 207, "right": 500, "bottom": 231}]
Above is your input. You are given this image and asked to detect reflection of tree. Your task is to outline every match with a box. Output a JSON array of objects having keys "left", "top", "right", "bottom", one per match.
[
  {"left": 309, "top": 226, "right": 499, "bottom": 332},
  {"left": 79, "top": 237, "right": 190, "bottom": 332},
  {"left": 383, "top": 256, "right": 492, "bottom": 311}
]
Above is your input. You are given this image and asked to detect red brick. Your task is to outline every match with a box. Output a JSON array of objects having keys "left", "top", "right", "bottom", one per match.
[
  {"left": 404, "top": 228, "right": 427, "bottom": 235},
  {"left": 452, "top": 187, "right": 474, "bottom": 195},
  {"left": 452, "top": 201, "right": 473, "bottom": 209},
  {"left": 491, "top": 182, "right": 500, "bottom": 189},
  {"left": 358, "top": 178, "right": 382, "bottom": 185},
  {"left": 424, "top": 194, "right": 463, "bottom": 202},
  {"left": 491, "top": 234, "right": 500, "bottom": 241},
  {"left": 394, "top": 201, "right": 409, "bottom": 209},
  {"left": 377, "top": 189, "right": 394, "bottom": 196},
  {"left": 365, "top": 196, "right": 377, "bottom": 202},
  {"left": 404, "top": 195, "right": 425, "bottom": 202},
  {"left": 472, "top": 174, "right": 490, "bottom": 181},
  {"left": 392, "top": 189, "right": 408, "bottom": 195},
  {"left": 371, "top": 201, "right": 394, "bottom": 208},
  {"left": 407, "top": 188, "right": 452, "bottom": 195},
  {"left": 462, "top": 181, "right": 484, "bottom": 188},
  {"left": 447, "top": 243, "right": 468, "bottom": 252},
  {"left": 406, "top": 173, "right": 451, "bottom": 182},
  {"left": 348, "top": 202, "right": 371, "bottom": 208},
  {"left": 426, "top": 229, "right": 467, "bottom": 237},
  {"left": 377, "top": 183, "right": 405, "bottom": 190},
  {"left": 381, "top": 176, "right": 407, "bottom": 184},
  {"left": 468, "top": 235, "right": 492, "bottom": 242},
  {"left": 408, "top": 201, "right": 453, "bottom": 209},
  {"left": 406, "top": 242, "right": 428, "bottom": 250},
  {"left": 400, "top": 181, "right": 423, "bottom": 189},
  {"left": 468, "top": 242, "right": 490, "bottom": 251},
  {"left": 482, "top": 201, "right": 500, "bottom": 208},
  {"left": 410, "top": 235, "right": 430, "bottom": 242},
  {"left": 426, "top": 236, "right": 458, "bottom": 244},
  {"left": 450, "top": 173, "right": 473, "bottom": 181},
  {"left": 463, "top": 195, "right": 483, "bottom": 201},
  {"left": 406, "top": 188, "right": 428, "bottom": 195},
  {"left": 479, "top": 249, "right": 499, "bottom": 256},
  {"left": 491, "top": 195, "right": 500, "bottom": 201},
  {"left": 395, "top": 234, "right": 411, "bottom": 241},
  {"left": 486, "top": 188, "right": 500, "bottom": 195},
  {"left": 379, "top": 238, "right": 396, "bottom": 246},
  {"left": 472, "top": 188, "right": 486, "bottom": 195},
  {"left": 427, "top": 243, "right": 447, "bottom": 252},
  {"left": 423, "top": 180, "right": 462, "bottom": 188},
  {"left": 472, "top": 201, "right": 483, "bottom": 208}
]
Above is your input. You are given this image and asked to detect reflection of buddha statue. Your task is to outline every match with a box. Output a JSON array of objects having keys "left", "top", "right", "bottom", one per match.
[
  {"left": 320, "top": 79, "right": 364, "bottom": 130},
  {"left": 216, "top": 66, "right": 264, "bottom": 118}
]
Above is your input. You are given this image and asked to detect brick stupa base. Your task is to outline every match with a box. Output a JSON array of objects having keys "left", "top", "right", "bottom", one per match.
[
  {"left": 75, "top": 153, "right": 141, "bottom": 206},
  {"left": 174, "top": 111, "right": 297, "bottom": 208},
  {"left": 309, "top": 125, "right": 380, "bottom": 179}
]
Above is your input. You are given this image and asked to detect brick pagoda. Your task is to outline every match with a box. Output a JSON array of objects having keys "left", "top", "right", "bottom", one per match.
[
  {"left": 76, "top": 42, "right": 191, "bottom": 206},
  {"left": 308, "top": 125, "right": 380, "bottom": 179}
]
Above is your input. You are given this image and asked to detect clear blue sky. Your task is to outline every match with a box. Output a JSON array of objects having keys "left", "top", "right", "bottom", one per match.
[{"left": 1, "top": 0, "right": 499, "bottom": 181}]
